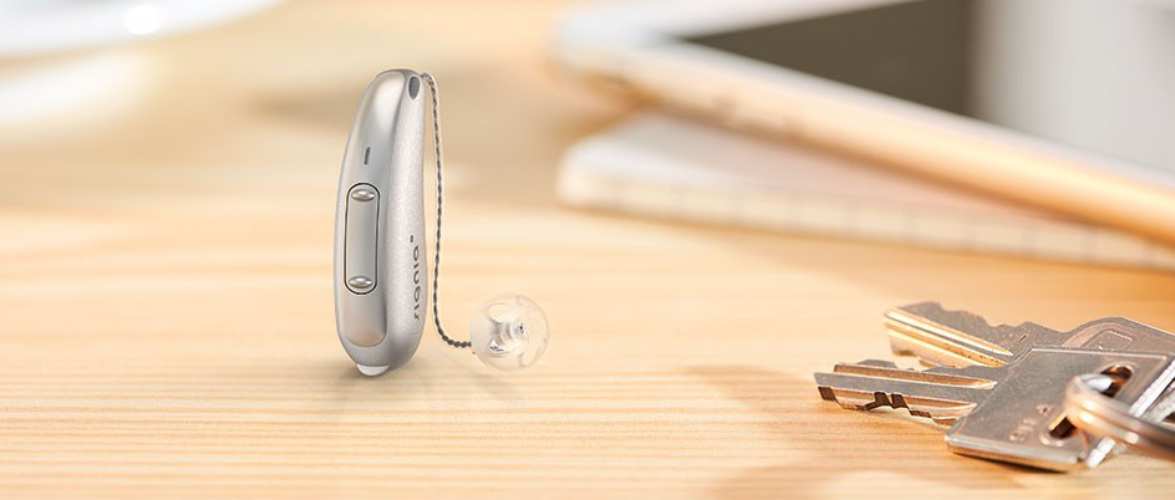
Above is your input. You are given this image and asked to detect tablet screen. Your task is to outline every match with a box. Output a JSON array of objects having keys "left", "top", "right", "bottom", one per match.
[{"left": 686, "top": 0, "right": 1175, "bottom": 174}]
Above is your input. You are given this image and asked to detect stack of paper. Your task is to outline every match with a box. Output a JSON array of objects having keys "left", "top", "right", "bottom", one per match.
[{"left": 558, "top": 112, "right": 1175, "bottom": 270}]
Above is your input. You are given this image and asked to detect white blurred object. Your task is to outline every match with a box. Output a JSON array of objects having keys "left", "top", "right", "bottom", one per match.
[
  {"left": 554, "top": 0, "right": 1175, "bottom": 247},
  {"left": 0, "top": 53, "right": 142, "bottom": 128},
  {"left": 559, "top": 112, "right": 1175, "bottom": 271},
  {"left": 0, "top": 0, "right": 285, "bottom": 58}
]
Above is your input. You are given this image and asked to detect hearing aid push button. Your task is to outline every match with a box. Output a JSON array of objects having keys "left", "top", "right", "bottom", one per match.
[
  {"left": 347, "top": 276, "right": 373, "bottom": 290},
  {"left": 350, "top": 188, "right": 376, "bottom": 201},
  {"left": 344, "top": 183, "right": 379, "bottom": 294}
]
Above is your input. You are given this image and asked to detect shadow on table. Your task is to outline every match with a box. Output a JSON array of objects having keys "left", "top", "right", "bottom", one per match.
[
  {"left": 689, "top": 365, "right": 1031, "bottom": 500},
  {"left": 322, "top": 351, "right": 523, "bottom": 407}
]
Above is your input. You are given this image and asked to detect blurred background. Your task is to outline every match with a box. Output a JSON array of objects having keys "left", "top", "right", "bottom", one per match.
[
  {"left": 4, "top": 1, "right": 1175, "bottom": 497},
  {"left": 0, "top": 1, "right": 624, "bottom": 338},
  {"left": 5, "top": 0, "right": 1175, "bottom": 280}
]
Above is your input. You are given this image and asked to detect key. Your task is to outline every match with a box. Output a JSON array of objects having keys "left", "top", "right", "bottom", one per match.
[
  {"left": 886, "top": 301, "right": 1175, "bottom": 368},
  {"left": 815, "top": 347, "right": 1175, "bottom": 471},
  {"left": 885, "top": 302, "right": 1175, "bottom": 422},
  {"left": 815, "top": 359, "right": 998, "bottom": 426}
]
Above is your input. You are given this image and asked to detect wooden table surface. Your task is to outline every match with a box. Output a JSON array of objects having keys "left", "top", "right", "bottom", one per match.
[{"left": 2, "top": 1, "right": 1174, "bottom": 498}]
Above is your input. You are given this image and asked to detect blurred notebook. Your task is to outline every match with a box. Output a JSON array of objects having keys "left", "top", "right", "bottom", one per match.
[{"left": 558, "top": 112, "right": 1175, "bottom": 271}]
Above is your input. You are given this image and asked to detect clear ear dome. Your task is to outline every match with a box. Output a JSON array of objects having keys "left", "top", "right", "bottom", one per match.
[{"left": 470, "top": 294, "right": 549, "bottom": 371}]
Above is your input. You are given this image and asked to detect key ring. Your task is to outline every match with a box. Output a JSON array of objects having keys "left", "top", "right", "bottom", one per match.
[{"left": 1065, "top": 374, "right": 1175, "bottom": 462}]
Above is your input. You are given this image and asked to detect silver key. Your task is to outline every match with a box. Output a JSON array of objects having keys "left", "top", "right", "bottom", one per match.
[
  {"left": 815, "top": 347, "right": 1175, "bottom": 471},
  {"left": 886, "top": 301, "right": 1175, "bottom": 367},
  {"left": 885, "top": 302, "right": 1175, "bottom": 422}
]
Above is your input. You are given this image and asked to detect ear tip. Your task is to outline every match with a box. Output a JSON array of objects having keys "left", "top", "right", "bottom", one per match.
[{"left": 470, "top": 294, "right": 550, "bottom": 371}]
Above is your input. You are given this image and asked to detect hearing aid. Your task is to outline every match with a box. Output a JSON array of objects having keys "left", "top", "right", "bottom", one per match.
[{"left": 334, "top": 69, "right": 549, "bottom": 376}]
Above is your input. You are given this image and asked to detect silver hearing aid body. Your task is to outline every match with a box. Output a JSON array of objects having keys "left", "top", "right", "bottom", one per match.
[
  {"left": 334, "top": 69, "right": 426, "bottom": 376},
  {"left": 334, "top": 69, "right": 549, "bottom": 376}
]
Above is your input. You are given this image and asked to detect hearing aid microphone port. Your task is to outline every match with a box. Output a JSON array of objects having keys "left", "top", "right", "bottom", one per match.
[{"left": 408, "top": 76, "right": 420, "bottom": 99}]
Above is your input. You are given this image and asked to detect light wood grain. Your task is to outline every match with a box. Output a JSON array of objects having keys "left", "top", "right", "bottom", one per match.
[{"left": 2, "top": 1, "right": 1175, "bottom": 498}]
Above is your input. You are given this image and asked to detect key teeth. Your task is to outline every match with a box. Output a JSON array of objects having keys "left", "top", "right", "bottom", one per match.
[
  {"left": 890, "top": 343, "right": 915, "bottom": 357},
  {"left": 815, "top": 357, "right": 992, "bottom": 426},
  {"left": 896, "top": 301, "right": 995, "bottom": 329},
  {"left": 857, "top": 359, "right": 900, "bottom": 368},
  {"left": 898, "top": 301, "right": 1044, "bottom": 335},
  {"left": 820, "top": 386, "right": 927, "bottom": 417},
  {"left": 923, "top": 364, "right": 1003, "bottom": 380},
  {"left": 834, "top": 360, "right": 899, "bottom": 372},
  {"left": 870, "top": 392, "right": 937, "bottom": 418},
  {"left": 888, "top": 394, "right": 944, "bottom": 420},
  {"left": 890, "top": 301, "right": 1032, "bottom": 365},
  {"left": 886, "top": 392, "right": 908, "bottom": 412},
  {"left": 814, "top": 384, "right": 886, "bottom": 411},
  {"left": 817, "top": 384, "right": 962, "bottom": 422}
]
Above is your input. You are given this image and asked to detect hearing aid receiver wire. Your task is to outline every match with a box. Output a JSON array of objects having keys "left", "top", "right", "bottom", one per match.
[{"left": 421, "top": 73, "right": 471, "bottom": 350}]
